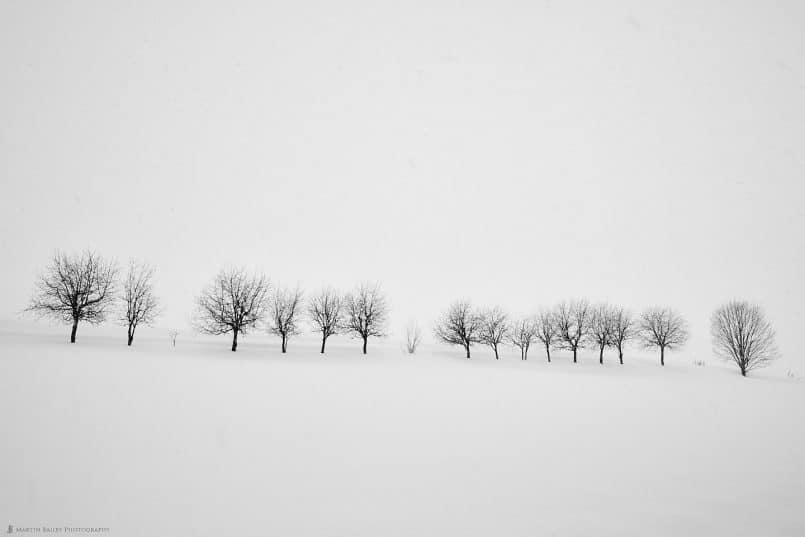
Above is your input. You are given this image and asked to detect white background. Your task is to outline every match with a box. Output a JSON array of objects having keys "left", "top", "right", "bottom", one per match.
[{"left": 1, "top": 1, "right": 803, "bottom": 367}]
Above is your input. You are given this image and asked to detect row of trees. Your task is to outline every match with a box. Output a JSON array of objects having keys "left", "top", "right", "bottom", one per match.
[
  {"left": 25, "top": 251, "right": 390, "bottom": 353},
  {"left": 26, "top": 251, "right": 780, "bottom": 376},
  {"left": 434, "top": 298, "right": 779, "bottom": 376},
  {"left": 193, "top": 268, "right": 389, "bottom": 353},
  {"left": 434, "top": 299, "right": 688, "bottom": 365}
]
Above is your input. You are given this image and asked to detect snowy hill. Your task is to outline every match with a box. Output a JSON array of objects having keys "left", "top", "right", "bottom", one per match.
[{"left": 1, "top": 328, "right": 803, "bottom": 537}]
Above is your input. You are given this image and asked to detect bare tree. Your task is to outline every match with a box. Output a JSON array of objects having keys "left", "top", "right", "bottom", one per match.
[
  {"left": 609, "top": 307, "right": 635, "bottom": 365},
  {"left": 554, "top": 299, "right": 591, "bottom": 363},
  {"left": 711, "top": 300, "right": 779, "bottom": 377},
  {"left": 639, "top": 307, "right": 689, "bottom": 366},
  {"left": 308, "top": 287, "right": 343, "bottom": 354},
  {"left": 268, "top": 286, "right": 303, "bottom": 353},
  {"left": 479, "top": 307, "right": 509, "bottom": 360},
  {"left": 168, "top": 329, "right": 179, "bottom": 348},
  {"left": 535, "top": 309, "right": 558, "bottom": 363},
  {"left": 120, "top": 260, "right": 159, "bottom": 346},
  {"left": 510, "top": 317, "right": 536, "bottom": 360},
  {"left": 344, "top": 283, "right": 389, "bottom": 354},
  {"left": 434, "top": 300, "right": 483, "bottom": 358},
  {"left": 194, "top": 268, "right": 270, "bottom": 352},
  {"left": 588, "top": 303, "right": 614, "bottom": 365},
  {"left": 405, "top": 322, "right": 422, "bottom": 354},
  {"left": 26, "top": 250, "right": 118, "bottom": 343}
]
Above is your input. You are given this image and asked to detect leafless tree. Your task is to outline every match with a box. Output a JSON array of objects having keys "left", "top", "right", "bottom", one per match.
[
  {"left": 344, "top": 283, "right": 388, "bottom": 354},
  {"left": 711, "top": 300, "right": 779, "bottom": 377},
  {"left": 26, "top": 250, "right": 118, "bottom": 343},
  {"left": 308, "top": 287, "right": 343, "bottom": 354},
  {"left": 434, "top": 300, "right": 483, "bottom": 358},
  {"left": 588, "top": 303, "right": 615, "bottom": 365},
  {"left": 639, "top": 307, "right": 689, "bottom": 366},
  {"left": 609, "top": 307, "right": 635, "bottom": 365},
  {"left": 554, "top": 299, "right": 591, "bottom": 363},
  {"left": 194, "top": 268, "right": 270, "bottom": 352},
  {"left": 168, "top": 329, "right": 179, "bottom": 348},
  {"left": 479, "top": 307, "right": 509, "bottom": 360},
  {"left": 120, "top": 260, "right": 159, "bottom": 346},
  {"left": 405, "top": 322, "right": 422, "bottom": 354},
  {"left": 510, "top": 317, "right": 536, "bottom": 360},
  {"left": 535, "top": 309, "right": 558, "bottom": 363},
  {"left": 268, "top": 286, "right": 303, "bottom": 353}
]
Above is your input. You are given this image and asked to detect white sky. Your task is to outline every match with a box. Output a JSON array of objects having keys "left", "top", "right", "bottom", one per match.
[{"left": 1, "top": 1, "right": 804, "bottom": 365}]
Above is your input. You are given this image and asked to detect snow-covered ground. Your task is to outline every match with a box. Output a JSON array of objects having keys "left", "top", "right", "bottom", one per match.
[{"left": 1, "top": 326, "right": 803, "bottom": 537}]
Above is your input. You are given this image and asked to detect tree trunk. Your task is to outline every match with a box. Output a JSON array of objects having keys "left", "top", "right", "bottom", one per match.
[
  {"left": 546, "top": 345, "right": 551, "bottom": 363},
  {"left": 660, "top": 346, "right": 664, "bottom": 366},
  {"left": 619, "top": 349, "right": 623, "bottom": 365},
  {"left": 231, "top": 329, "right": 239, "bottom": 352},
  {"left": 362, "top": 336, "right": 367, "bottom": 355},
  {"left": 281, "top": 335, "right": 287, "bottom": 353},
  {"left": 127, "top": 324, "right": 134, "bottom": 346},
  {"left": 465, "top": 344, "right": 471, "bottom": 359},
  {"left": 320, "top": 335, "right": 327, "bottom": 354},
  {"left": 599, "top": 345, "right": 604, "bottom": 364},
  {"left": 70, "top": 319, "right": 78, "bottom": 343},
  {"left": 573, "top": 348, "right": 577, "bottom": 363},
  {"left": 494, "top": 347, "right": 499, "bottom": 360}
]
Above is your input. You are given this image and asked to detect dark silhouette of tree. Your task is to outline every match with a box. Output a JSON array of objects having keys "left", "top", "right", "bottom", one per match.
[
  {"left": 27, "top": 250, "right": 118, "bottom": 343},
  {"left": 639, "top": 307, "right": 689, "bottom": 366},
  {"left": 268, "top": 286, "right": 303, "bottom": 353},
  {"left": 308, "top": 287, "right": 343, "bottom": 354},
  {"left": 555, "top": 299, "right": 591, "bottom": 363},
  {"left": 711, "top": 300, "right": 779, "bottom": 377},
  {"left": 510, "top": 317, "right": 536, "bottom": 360},
  {"left": 434, "top": 300, "right": 483, "bottom": 358},
  {"left": 120, "top": 260, "right": 159, "bottom": 346},
  {"left": 535, "top": 309, "right": 558, "bottom": 363},
  {"left": 194, "top": 268, "right": 269, "bottom": 352},
  {"left": 344, "top": 283, "right": 388, "bottom": 354},
  {"left": 588, "top": 303, "right": 615, "bottom": 365},
  {"left": 479, "top": 307, "right": 509, "bottom": 360},
  {"left": 609, "top": 307, "right": 635, "bottom": 365}
]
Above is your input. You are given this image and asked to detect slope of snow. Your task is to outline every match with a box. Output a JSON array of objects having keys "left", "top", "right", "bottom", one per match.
[{"left": 1, "top": 329, "right": 803, "bottom": 537}]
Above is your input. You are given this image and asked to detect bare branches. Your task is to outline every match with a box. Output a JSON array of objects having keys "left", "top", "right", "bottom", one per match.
[
  {"left": 405, "top": 322, "right": 422, "bottom": 354},
  {"left": 554, "top": 299, "right": 591, "bottom": 363},
  {"left": 479, "top": 307, "right": 509, "bottom": 360},
  {"left": 268, "top": 286, "right": 304, "bottom": 353},
  {"left": 609, "top": 307, "right": 635, "bottom": 365},
  {"left": 168, "top": 329, "right": 179, "bottom": 348},
  {"left": 120, "top": 260, "right": 159, "bottom": 346},
  {"left": 711, "top": 301, "right": 779, "bottom": 376},
  {"left": 344, "top": 283, "right": 388, "bottom": 355},
  {"left": 434, "top": 300, "right": 483, "bottom": 358},
  {"left": 510, "top": 317, "right": 536, "bottom": 360},
  {"left": 194, "top": 268, "right": 270, "bottom": 352},
  {"left": 27, "top": 250, "right": 118, "bottom": 343},
  {"left": 308, "top": 287, "right": 343, "bottom": 354},
  {"left": 639, "top": 307, "right": 689, "bottom": 366},
  {"left": 534, "top": 310, "right": 558, "bottom": 363},
  {"left": 588, "top": 303, "right": 615, "bottom": 365}
]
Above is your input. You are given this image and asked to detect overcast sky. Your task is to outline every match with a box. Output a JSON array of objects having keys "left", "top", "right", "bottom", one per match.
[{"left": 1, "top": 1, "right": 803, "bottom": 364}]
